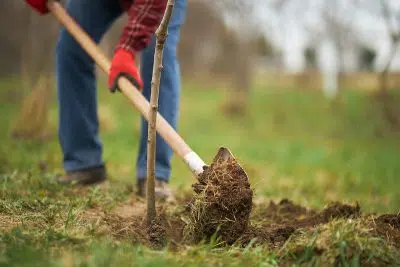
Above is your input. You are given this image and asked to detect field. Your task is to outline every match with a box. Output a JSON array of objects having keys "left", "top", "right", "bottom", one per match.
[{"left": 0, "top": 78, "right": 400, "bottom": 266}]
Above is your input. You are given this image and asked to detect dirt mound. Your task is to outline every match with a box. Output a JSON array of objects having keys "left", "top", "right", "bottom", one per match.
[
  {"left": 374, "top": 213, "right": 400, "bottom": 247},
  {"left": 185, "top": 154, "right": 253, "bottom": 245},
  {"left": 376, "top": 214, "right": 400, "bottom": 230},
  {"left": 146, "top": 216, "right": 167, "bottom": 249},
  {"left": 236, "top": 225, "right": 296, "bottom": 248},
  {"left": 76, "top": 194, "right": 399, "bottom": 266},
  {"left": 238, "top": 200, "right": 362, "bottom": 247},
  {"left": 295, "top": 201, "right": 361, "bottom": 228},
  {"left": 259, "top": 199, "right": 360, "bottom": 225},
  {"left": 259, "top": 198, "right": 316, "bottom": 224},
  {"left": 85, "top": 196, "right": 399, "bottom": 250}
]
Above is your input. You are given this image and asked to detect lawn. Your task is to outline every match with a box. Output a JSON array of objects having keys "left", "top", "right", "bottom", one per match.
[{"left": 0, "top": 78, "right": 399, "bottom": 266}]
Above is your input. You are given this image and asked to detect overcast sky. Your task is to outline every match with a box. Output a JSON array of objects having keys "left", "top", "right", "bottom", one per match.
[{"left": 217, "top": 0, "right": 400, "bottom": 49}]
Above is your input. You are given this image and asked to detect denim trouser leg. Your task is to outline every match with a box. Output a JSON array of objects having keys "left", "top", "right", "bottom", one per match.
[
  {"left": 136, "top": 0, "right": 187, "bottom": 182},
  {"left": 56, "top": 0, "right": 122, "bottom": 172}
]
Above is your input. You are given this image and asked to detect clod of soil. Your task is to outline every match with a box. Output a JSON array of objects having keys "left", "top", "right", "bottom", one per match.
[
  {"left": 147, "top": 216, "right": 167, "bottom": 249},
  {"left": 238, "top": 200, "right": 362, "bottom": 248},
  {"left": 294, "top": 201, "right": 361, "bottom": 228},
  {"left": 376, "top": 214, "right": 400, "bottom": 230},
  {"left": 374, "top": 214, "right": 400, "bottom": 247},
  {"left": 236, "top": 225, "right": 296, "bottom": 248},
  {"left": 185, "top": 154, "right": 253, "bottom": 245}
]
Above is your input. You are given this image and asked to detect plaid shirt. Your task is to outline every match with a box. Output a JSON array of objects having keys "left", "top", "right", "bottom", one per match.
[{"left": 117, "top": 0, "right": 168, "bottom": 54}]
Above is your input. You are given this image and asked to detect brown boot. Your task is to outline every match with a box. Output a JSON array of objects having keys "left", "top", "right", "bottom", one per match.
[
  {"left": 56, "top": 165, "right": 107, "bottom": 186},
  {"left": 137, "top": 179, "right": 175, "bottom": 202}
]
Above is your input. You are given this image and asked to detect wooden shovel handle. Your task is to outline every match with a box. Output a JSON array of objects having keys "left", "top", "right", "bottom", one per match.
[{"left": 47, "top": 0, "right": 192, "bottom": 160}]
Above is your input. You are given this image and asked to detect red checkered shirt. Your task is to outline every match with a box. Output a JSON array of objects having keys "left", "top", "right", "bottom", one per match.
[{"left": 117, "top": 0, "right": 168, "bottom": 54}]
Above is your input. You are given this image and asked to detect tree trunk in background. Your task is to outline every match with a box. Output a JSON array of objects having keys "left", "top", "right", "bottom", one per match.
[
  {"left": 376, "top": 42, "right": 400, "bottom": 129},
  {"left": 375, "top": 0, "right": 400, "bottom": 129},
  {"left": 318, "top": 38, "right": 339, "bottom": 100},
  {"left": 11, "top": 73, "right": 53, "bottom": 140},
  {"left": 20, "top": 10, "right": 35, "bottom": 92},
  {"left": 11, "top": 10, "right": 57, "bottom": 141},
  {"left": 223, "top": 39, "right": 252, "bottom": 116}
]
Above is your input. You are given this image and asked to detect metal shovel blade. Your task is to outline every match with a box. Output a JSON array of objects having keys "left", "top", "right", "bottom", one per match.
[
  {"left": 212, "top": 147, "right": 238, "bottom": 163},
  {"left": 204, "top": 147, "right": 249, "bottom": 182}
]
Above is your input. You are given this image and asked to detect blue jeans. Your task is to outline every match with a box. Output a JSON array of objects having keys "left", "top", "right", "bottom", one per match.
[{"left": 55, "top": 0, "right": 187, "bottom": 182}]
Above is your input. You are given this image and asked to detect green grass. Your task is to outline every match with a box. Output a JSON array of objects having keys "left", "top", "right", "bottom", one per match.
[{"left": 1, "top": 78, "right": 400, "bottom": 266}]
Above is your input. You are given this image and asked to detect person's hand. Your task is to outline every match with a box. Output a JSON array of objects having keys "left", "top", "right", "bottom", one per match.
[
  {"left": 25, "top": 0, "right": 50, "bottom": 15},
  {"left": 108, "top": 48, "right": 144, "bottom": 93}
]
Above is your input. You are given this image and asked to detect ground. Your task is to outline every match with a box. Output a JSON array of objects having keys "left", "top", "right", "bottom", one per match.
[{"left": 0, "top": 78, "right": 399, "bottom": 266}]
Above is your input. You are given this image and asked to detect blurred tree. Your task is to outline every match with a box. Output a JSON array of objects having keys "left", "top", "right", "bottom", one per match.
[
  {"left": 251, "top": 36, "right": 274, "bottom": 58},
  {"left": 378, "top": 0, "right": 400, "bottom": 95},
  {"left": 2, "top": 1, "right": 60, "bottom": 140},
  {"left": 206, "top": 0, "right": 261, "bottom": 115},
  {"left": 359, "top": 47, "right": 376, "bottom": 71},
  {"left": 178, "top": 0, "right": 227, "bottom": 80},
  {"left": 0, "top": 1, "right": 28, "bottom": 77},
  {"left": 304, "top": 47, "right": 317, "bottom": 70},
  {"left": 375, "top": 0, "right": 400, "bottom": 128},
  {"left": 318, "top": 0, "right": 359, "bottom": 99},
  {"left": 178, "top": 0, "right": 265, "bottom": 118}
]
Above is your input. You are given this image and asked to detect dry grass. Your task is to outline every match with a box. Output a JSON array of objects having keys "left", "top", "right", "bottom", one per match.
[{"left": 10, "top": 74, "right": 53, "bottom": 140}]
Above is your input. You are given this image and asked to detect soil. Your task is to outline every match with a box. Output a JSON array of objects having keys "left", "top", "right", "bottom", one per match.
[
  {"left": 374, "top": 214, "right": 400, "bottom": 247},
  {"left": 65, "top": 172, "right": 400, "bottom": 266},
  {"left": 187, "top": 152, "right": 253, "bottom": 245},
  {"left": 146, "top": 216, "right": 167, "bottom": 249},
  {"left": 93, "top": 196, "right": 399, "bottom": 252},
  {"left": 98, "top": 199, "right": 184, "bottom": 249},
  {"left": 236, "top": 199, "right": 362, "bottom": 248}
]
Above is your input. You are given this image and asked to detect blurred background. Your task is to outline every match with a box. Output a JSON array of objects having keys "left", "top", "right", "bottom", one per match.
[
  {"left": 1, "top": 0, "right": 400, "bottom": 213},
  {"left": 2, "top": 0, "right": 400, "bottom": 96}
]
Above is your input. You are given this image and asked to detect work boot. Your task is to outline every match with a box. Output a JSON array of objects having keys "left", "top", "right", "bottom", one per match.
[
  {"left": 56, "top": 165, "right": 107, "bottom": 186},
  {"left": 137, "top": 179, "right": 175, "bottom": 202}
]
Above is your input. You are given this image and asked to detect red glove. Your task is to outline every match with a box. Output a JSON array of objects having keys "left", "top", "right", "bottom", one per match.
[
  {"left": 25, "top": 0, "right": 49, "bottom": 15},
  {"left": 108, "top": 49, "right": 144, "bottom": 93}
]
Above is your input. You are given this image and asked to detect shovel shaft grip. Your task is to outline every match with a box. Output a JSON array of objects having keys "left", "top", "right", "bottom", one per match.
[{"left": 47, "top": 1, "right": 195, "bottom": 162}]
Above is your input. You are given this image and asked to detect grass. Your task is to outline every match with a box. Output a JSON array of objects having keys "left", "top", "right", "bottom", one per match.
[
  {"left": 279, "top": 218, "right": 400, "bottom": 266},
  {"left": 0, "top": 77, "right": 400, "bottom": 266}
]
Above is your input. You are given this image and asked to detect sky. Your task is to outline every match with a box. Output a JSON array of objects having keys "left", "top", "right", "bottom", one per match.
[
  {"left": 248, "top": 0, "right": 400, "bottom": 72},
  {"left": 214, "top": 0, "right": 400, "bottom": 96}
]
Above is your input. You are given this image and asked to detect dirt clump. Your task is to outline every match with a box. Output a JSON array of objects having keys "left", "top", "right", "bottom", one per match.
[
  {"left": 294, "top": 201, "right": 361, "bottom": 228},
  {"left": 376, "top": 214, "right": 400, "bottom": 230},
  {"left": 373, "top": 213, "right": 400, "bottom": 247},
  {"left": 238, "top": 200, "right": 362, "bottom": 248},
  {"left": 316, "top": 202, "right": 361, "bottom": 221},
  {"left": 185, "top": 154, "right": 253, "bottom": 245},
  {"left": 259, "top": 199, "right": 316, "bottom": 224},
  {"left": 147, "top": 216, "right": 167, "bottom": 249},
  {"left": 236, "top": 225, "right": 295, "bottom": 248},
  {"left": 261, "top": 200, "right": 360, "bottom": 228}
]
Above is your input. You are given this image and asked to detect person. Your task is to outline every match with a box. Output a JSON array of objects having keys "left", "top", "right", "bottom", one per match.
[{"left": 25, "top": 0, "right": 187, "bottom": 200}]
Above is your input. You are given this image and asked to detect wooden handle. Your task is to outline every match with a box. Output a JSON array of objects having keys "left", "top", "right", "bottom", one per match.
[{"left": 47, "top": 0, "right": 193, "bottom": 159}]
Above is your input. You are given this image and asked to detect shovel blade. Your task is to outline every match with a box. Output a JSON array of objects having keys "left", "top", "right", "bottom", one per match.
[
  {"left": 207, "top": 147, "right": 249, "bottom": 181},
  {"left": 212, "top": 147, "right": 235, "bottom": 162}
]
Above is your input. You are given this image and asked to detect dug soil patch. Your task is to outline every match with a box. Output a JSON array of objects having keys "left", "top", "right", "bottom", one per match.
[
  {"left": 237, "top": 199, "right": 363, "bottom": 246},
  {"left": 70, "top": 192, "right": 400, "bottom": 265},
  {"left": 87, "top": 196, "right": 400, "bottom": 251}
]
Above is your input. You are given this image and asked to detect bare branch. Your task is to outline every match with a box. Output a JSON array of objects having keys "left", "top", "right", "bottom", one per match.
[
  {"left": 380, "top": 0, "right": 398, "bottom": 41},
  {"left": 379, "top": 0, "right": 400, "bottom": 76},
  {"left": 147, "top": 0, "right": 175, "bottom": 225}
]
